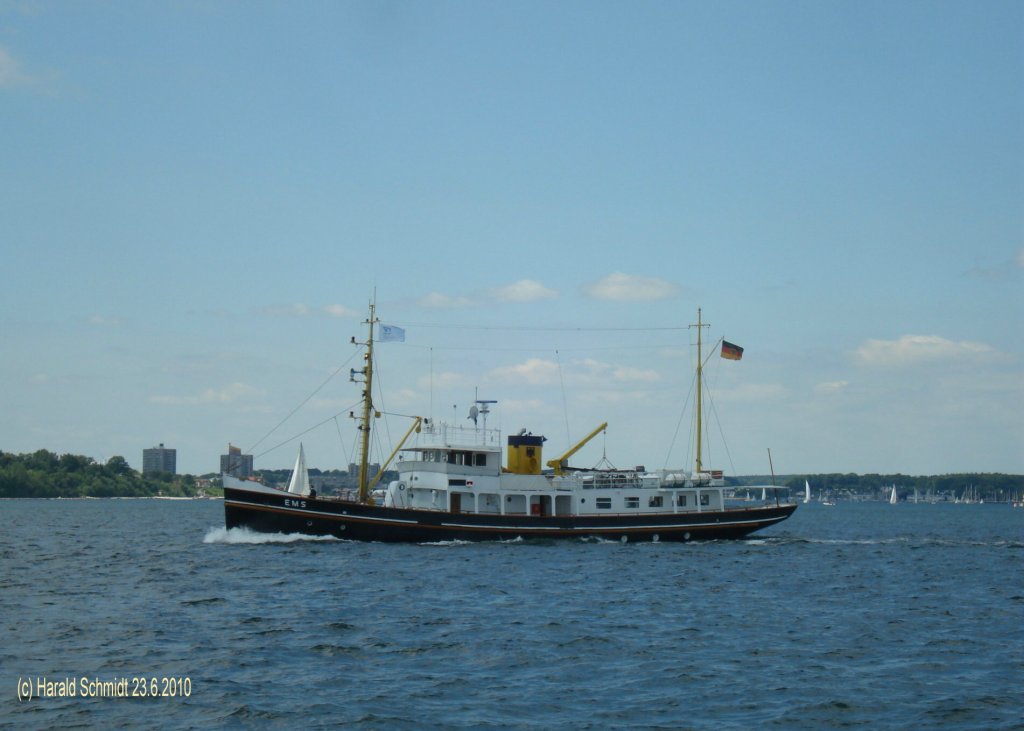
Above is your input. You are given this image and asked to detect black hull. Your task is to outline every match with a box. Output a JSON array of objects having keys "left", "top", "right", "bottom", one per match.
[{"left": 224, "top": 486, "right": 797, "bottom": 543}]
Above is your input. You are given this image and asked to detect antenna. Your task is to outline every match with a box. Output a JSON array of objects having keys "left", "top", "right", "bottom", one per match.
[
  {"left": 476, "top": 399, "right": 497, "bottom": 432},
  {"left": 470, "top": 386, "right": 497, "bottom": 432}
]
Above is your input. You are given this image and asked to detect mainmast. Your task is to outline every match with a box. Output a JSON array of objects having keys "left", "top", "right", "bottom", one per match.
[
  {"left": 689, "top": 308, "right": 710, "bottom": 474},
  {"left": 352, "top": 302, "right": 377, "bottom": 503}
]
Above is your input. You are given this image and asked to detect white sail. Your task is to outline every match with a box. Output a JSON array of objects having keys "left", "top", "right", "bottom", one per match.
[
  {"left": 804, "top": 480, "right": 811, "bottom": 504},
  {"left": 287, "top": 443, "right": 311, "bottom": 495},
  {"left": 889, "top": 484, "right": 897, "bottom": 504}
]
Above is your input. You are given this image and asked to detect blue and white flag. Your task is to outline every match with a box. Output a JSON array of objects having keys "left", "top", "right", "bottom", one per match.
[{"left": 378, "top": 324, "right": 406, "bottom": 343}]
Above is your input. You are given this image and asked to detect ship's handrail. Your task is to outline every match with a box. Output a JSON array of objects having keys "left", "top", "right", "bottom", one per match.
[
  {"left": 552, "top": 469, "right": 726, "bottom": 490},
  {"left": 409, "top": 421, "right": 503, "bottom": 449}
]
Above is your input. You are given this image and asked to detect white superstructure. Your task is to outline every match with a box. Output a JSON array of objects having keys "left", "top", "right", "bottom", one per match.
[{"left": 384, "top": 418, "right": 733, "bottom": 517}]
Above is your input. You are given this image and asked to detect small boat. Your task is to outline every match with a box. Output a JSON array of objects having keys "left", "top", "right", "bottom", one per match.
[
  {"left": 889, "top": 484, "right": 898, "bottom": 504},
  {"left": 804, "top": 479, "right": 811, "bottom": 504},
  {"left": 223, "top": 306, "right": 797, "bottom": 542}
]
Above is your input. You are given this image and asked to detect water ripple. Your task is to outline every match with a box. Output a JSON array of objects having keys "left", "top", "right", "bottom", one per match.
[{"left": 2, "top": 500, "right": 1022, "bottom": 730}]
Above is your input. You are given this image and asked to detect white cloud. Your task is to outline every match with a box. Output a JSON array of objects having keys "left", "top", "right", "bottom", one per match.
[
  {"left": 419, "top": 280, "right": 557, "bottom": 308},
  {"left": 150, "top": 382, "right": 264, "bottom": 405},
  {"left": 814, "top": 380, "right": 849, "bottom": 395},
  {"left": 612, "top": 366, "right": 661, "bottom": 383},
  {"left": 487, "top": 357, "right": 660, "bottom": 389},
  {"left": 575, "top": 358, "right": 658, "bottom": 384},
  {"left": 323, "top": 304, "right": 359, "bottom": 318},
  {"left": 501, "top": 398, "right": 548, "bottom": 414},
  {"left": 261, "top": 303, "right": 363, "bottom": 318},
  {"left": 489, "top": 358, "right": 561, "bottom": 386},
  {"left": 263, "top": 303, "right": 312, "bottom": 317},
  {"left": 583, "top": 272, "right": 678, "bottom": 301},
  {"left": 418, "top": 292, "right": 475, "bottom": 309},
  {"left": 0, "top": 44, "right": 57, "bottom": 94},
  {"left": 855, "top": 335, "right": 994, "bottom": 366},
  {"left": 489, "top": 279, "right": 558, "bottom": 303},
  {"left": 718, "top": 382, "right": 787, "bottom": 402},
  {"left": 0, "top": 45, "right": 33, "bottom": 88},
  {"left": 417, "top": 371, "right": 467, "bottom": 390},
  {"left": 577, "top": 389, "right": 657, "bottom": 406}
]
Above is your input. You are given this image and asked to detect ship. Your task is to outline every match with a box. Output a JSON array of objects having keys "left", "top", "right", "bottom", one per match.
[{"left": 223, "top": 305, "right": 797, "bottom": 542}]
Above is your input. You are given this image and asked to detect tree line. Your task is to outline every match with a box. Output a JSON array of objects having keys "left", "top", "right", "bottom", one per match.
[
  {"left": 0, "top": 450, "right": 212, "bottom": 498},
  {"left": 1, "top": 449, "right": 1020, "bottom": 500}
]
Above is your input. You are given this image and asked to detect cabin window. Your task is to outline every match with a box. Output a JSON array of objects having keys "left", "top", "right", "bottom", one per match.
[
  {"left": 677, "top": 494, "right": 688, "bottom": 507},
  {"left": 700, "top": 494, "right": 710, "bottom": 506},
  {"left": 474, "top": 453, "right": 487, "bottom": 467},
  {"left": 596, "top": 498, "right": 612, "bottom": 509},
  {"left": 625, "top": 497, "right": 639, "bottom": 509},
  {"left": 649, "top": 496, "right": 663, "bottom": 508}
]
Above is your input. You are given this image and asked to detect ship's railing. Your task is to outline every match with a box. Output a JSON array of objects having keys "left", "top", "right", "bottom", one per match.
[
  {"left": 555, "top": 471, "right": 661, "bottom": 490},
  {"left": 413, "top": 420, "right": 502, "bottom": 449},
  {"left": 552, "top": 469, "right": 726, "bottom": 490}
]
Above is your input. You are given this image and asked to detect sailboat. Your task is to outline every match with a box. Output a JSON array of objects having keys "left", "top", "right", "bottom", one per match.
[
  {"left": 804, "top": 480, "right": 811, "bottom": 504},
  {"left": 889, "top": 484, "right": 898, "bottom": 504},
  {"left": 286, "top": 443, "right": 311, "bottom": 496},
  {"left": 222, "top": 306, "right": 798, "bottom": 542}
]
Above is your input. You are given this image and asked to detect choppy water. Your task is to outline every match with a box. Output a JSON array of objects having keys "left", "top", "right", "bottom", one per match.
[{"left": 2, "top": 499, "right": 1021, "bottom": 730}]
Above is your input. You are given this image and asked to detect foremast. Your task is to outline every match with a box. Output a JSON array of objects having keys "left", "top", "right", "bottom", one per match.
[{"left": 353, "top": 302, "right": 378, "bottom": 504}]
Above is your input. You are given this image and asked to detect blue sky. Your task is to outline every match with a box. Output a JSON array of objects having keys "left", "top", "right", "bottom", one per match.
[{"left": 2, "top": 1, "right": 1021, "bottom": 477}]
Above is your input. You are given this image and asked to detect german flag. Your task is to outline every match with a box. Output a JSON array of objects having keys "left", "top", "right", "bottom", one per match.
[{"left": 721, "top": 340, "right": 744, "bottom": 361}]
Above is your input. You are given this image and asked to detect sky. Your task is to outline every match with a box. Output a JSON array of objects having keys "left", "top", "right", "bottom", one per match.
[{"left": 1, "top": 1, "right": 1021, "bottom": 478}]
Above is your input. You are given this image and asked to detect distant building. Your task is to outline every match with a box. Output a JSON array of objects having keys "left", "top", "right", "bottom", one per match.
[
  {"left": 344, "top": 461, "right": 381, "bottom": 487},
  {"left": 143, "top": 443, "right": 177, "bottom": 475},
  {"left": 221, "top": 444, "right": 254, "bottom": 478}
]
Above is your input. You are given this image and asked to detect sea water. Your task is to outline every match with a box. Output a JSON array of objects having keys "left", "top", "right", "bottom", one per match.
[{"left": 2, "top": 499, "right": 1021, "bottom": 730}]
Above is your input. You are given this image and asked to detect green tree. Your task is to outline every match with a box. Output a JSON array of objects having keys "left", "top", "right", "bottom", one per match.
[{"left": 105, "top": 456, "right": 133, "bottom": 476}]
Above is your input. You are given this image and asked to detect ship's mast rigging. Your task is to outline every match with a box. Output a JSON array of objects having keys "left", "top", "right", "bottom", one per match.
[
  {"left": 689, "top": 308, "right": 710, "bottom": 475},
  {"left": 351, "top": 301, "right": 377, "bottom": 504}
]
